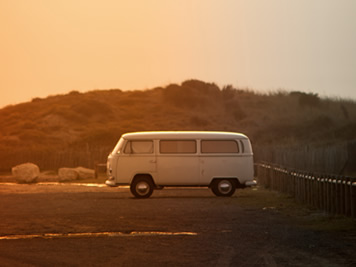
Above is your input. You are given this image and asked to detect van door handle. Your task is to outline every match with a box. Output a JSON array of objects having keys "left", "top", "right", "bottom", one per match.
[{"left": 149, "top": 160, "right": 156, "bottom": 163}]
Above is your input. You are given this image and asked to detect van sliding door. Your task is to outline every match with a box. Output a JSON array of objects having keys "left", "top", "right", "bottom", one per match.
[{"left": 156, "top": 140, "right": 199, "bottom": 185}]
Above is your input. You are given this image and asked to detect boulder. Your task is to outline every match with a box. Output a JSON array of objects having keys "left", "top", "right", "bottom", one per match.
[
  {"left": 75, "top": 167, "right": 95, "bottom": 180},
  {"left": 57, "top": 167, "right": 95, "bottom": 181},
  {"left": 58, "top": 168, "right": 78, "bottom": 181},
  {"left": 12, "top": 163, "right": 40, "bottom": 183}
]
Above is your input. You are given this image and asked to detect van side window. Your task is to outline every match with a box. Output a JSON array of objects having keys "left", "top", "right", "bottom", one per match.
[
  {"left": 160, "top": 140, "right": 196, "bottom": 154},
  {"left": 124, "top": 140, "right": 153, "bottom": 154},
  {"left": 201, "top": 140, "right": 239, "bottom": 153}
]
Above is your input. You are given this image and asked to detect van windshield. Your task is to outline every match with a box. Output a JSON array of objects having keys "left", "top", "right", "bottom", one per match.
[{"left": 112, "top": 138, "right": 125, "bottom": 154}]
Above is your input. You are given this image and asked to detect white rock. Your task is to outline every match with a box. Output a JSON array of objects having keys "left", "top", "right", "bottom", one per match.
[
  {"left": 57, "top": 167, "right": 95, "bottom": 181},
  {"left": 12, "top": 163, "right": 40, "bottom": 183},
  {"left": 58, "top": 168, "right": 78, "bottom": 181},
  {"left": 75, "top": 167, "right": 95, "bottom": 180}
]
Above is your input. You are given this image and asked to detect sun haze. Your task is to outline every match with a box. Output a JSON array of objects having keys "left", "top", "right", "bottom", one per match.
[{"left": 1, "top": 0, "right": 356, "bottom": 108}]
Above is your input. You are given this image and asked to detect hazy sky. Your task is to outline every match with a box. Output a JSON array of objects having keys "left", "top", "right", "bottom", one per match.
[{"left": 1, "top": 0, "right": 356, "bottom": 108}]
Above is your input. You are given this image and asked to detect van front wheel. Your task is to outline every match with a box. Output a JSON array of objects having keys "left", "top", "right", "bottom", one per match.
[
  {"left": 130, "top": 177, "right": 154, "bottom": 198},
  {"left": 211, "top": 179, "right": 236, "bottom": 197}
]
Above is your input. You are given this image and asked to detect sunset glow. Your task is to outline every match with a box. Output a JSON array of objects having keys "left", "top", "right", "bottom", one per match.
[{"left": 1, "top": 0, "right": 356, "bottom": 108}]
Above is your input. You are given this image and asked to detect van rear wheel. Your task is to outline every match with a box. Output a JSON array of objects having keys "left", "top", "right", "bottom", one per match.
[
  {"left": 130, "top": 176, "right": 154, "bottom": 198},
  {"left": 211, "top": 179, "right": 236, "bottom": 197}
]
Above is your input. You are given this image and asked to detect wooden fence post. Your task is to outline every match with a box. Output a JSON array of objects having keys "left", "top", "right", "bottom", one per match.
[
  {"left": 339, "top": 177, "right": 345, "bottom": 216},
  {"left": 266, "top": 165, "right": 271, "bottom": 189},
  {"left": 318, "top": 176, "right": 322, "bottom": 210},
  {"left": 351, "top": 178, "right": 356, "bottom": 218},
  {"left": 345, "top": 177, "right": 351, "bottom": 217},
  {"left": 320, "top": 176, "right": 325, "bottom": 212},
  {"left": 256, "top": 162, "right": 355, "bottom": 218}
]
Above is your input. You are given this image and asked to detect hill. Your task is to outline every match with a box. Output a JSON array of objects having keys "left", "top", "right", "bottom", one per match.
[{"left": 0, "top": 80, "right": 355, "bottom": 173}]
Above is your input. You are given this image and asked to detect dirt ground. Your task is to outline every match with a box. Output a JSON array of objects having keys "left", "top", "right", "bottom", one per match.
[{"left": 0, "top": 183, "right": 355, "bottom": 267}]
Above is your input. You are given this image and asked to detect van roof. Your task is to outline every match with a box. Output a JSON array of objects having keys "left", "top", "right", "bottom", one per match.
[{"left": 122, "top": 131, "right": 249, "bottom": 140}]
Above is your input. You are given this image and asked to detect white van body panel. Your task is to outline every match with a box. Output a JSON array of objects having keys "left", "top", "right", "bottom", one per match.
[
  {"left": 199, "top": 155, "right": 253, "bottom": 185},
  {"left": 106, "top": 131, "right": 256, "bottom": 192},
  {"left": 115, "top": 154, "right": 157, "bottom": 183},
  {"left": 157, "top": 155, "right": 200, "bottom": 185}
]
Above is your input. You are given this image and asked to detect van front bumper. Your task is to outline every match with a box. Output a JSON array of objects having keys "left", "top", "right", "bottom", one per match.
[
  {"left": 105, "top": 177, "right": 118, "bottom": 187},
  {"left": 244, "top": 180, "right": 257, "bottom": 187}
]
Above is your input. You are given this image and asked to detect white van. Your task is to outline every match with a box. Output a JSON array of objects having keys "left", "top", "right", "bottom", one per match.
[{"left": 105, "top": 131, "right": 256, "bottom": 198}]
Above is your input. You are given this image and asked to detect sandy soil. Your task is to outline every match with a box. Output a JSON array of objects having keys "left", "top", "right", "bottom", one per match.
[{"left": 0, "top": 183, "right": 355, "bottom": 266}]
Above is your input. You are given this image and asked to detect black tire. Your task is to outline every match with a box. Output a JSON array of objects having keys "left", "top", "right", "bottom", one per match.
[
  {"left": 211, "top": 179, "right": 236, "bottom": 197},
  {"left": 130, "top": 176, "right": 154, "bottom": 198}
]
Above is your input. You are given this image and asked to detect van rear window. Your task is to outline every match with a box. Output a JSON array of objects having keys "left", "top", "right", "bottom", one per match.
[
  {"left": 160, "top": 140, "right": 196, "bottom": 154},
  {"left": 124, "top": 140, "right": 153, "bottom": 154},
  {"left": 201, "top": 140, "right": 239, "bottom": 153}
]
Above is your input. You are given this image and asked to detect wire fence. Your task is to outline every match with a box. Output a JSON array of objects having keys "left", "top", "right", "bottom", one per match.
[
  {"left": 253, "top": 140, "right": 356, "bottom": 176},
  {"left": 256, "top": 162, "right": 356, "bottom": 218}
]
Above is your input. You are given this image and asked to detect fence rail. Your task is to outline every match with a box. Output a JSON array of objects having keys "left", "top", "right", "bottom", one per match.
[
  {"left": 256, "top": 162, "right": 356, "bottom": 218},
  {"left": 0, "top": 147, "right": 112, "bottom": 172}
]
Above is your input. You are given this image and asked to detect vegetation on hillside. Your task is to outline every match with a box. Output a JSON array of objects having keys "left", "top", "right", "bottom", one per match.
[{"left": 0, "top": 79, "right": 355, "bottom": 172}]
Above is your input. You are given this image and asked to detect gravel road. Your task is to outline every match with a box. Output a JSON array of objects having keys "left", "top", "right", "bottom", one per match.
[{"left": 0, "top": 183, "right": 355, "bottom": 266}]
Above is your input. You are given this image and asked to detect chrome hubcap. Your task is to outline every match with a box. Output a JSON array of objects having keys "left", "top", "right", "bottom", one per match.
[
  {"left": 137, "top": 182, "right": 149, "bottom": 195},
  {"left": 219, "top": 181, "right": 232, "bottom": 193}
]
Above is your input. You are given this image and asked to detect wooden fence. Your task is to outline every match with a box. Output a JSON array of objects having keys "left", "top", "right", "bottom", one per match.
[
  {"left": 253, "top": 141, "right": 356, "bottom": 176},
  {"left": 0, "top": 146, "right": 112, "bottom": 172},
  {"left": 256, "top": 162, "right": 356, "bottom": 218}
]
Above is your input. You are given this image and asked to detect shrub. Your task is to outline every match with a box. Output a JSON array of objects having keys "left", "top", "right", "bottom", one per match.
[
  {"left": 293, "top": 92, "right": 320, "bottom": 108},
  {"left": 222, "top": 85, "right": 236, "bottom": 100},
  {"left": 18, "top": 129, "right": 48, "bottom": 144},
  {"left": 224, "top": 99, "right": 246, "bottom": 121},
  {"left": 190, "top": 116, "right": 208, "bottom": 127},
  {"left": 31, "top": 97, "right": 42, "bottom": 103},
  {"left": 69, "top": 90, "right": 81, "bottom": 95},
  {"left": 181, "top": 79, "right": 220, "bottom": 96},
  {"left": 71, "top": 99, "right": 112, "bottom": 117},
  {"left": 309, "top": 115, "right": 334, "bottom": 130},
  {"left": 163, "top": 82, "right": 218, "bottom": 109}
]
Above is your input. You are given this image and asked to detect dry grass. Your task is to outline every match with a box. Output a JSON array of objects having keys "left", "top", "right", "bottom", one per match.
[{"left": 0, "top": 79, "right": 355, "bottom": 170}]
